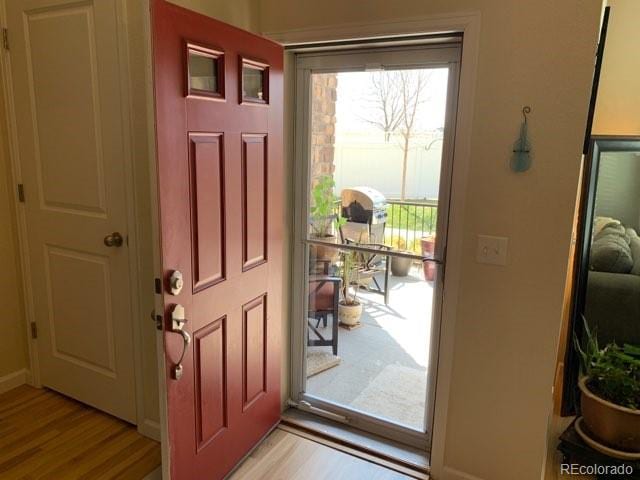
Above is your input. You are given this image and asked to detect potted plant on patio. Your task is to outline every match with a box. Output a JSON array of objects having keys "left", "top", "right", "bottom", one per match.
[
  {"left": 310, "top": 175, "right": 345, "bottom": 262},
  {"left": 390, "top": 254, "right": 413, "bottom": 277},
  {"left": 338, "top": 248, "right": 363, "bottom": 326},
  {"left": 575, "top": 318, "right": 640, "bottom": 455},
  {"left": 420, "top": 235, "right": 436, "bottom": 281},
  {"left": 389, "top": 237, "right": 413, "bottom": 277}
]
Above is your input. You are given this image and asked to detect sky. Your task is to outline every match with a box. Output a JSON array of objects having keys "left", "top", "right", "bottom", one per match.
[{"left": 332, "top": 68, "right": 450, "bottom": 136}]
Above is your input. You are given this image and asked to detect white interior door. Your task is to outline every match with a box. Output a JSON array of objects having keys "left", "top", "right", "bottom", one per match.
[{"left": 6, "top": 0, "right": 136, "bottom": 422}]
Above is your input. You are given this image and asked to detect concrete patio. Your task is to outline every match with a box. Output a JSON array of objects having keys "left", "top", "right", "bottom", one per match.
[{"left": 306, "top": 264, "right": 434, "bottom": 431}]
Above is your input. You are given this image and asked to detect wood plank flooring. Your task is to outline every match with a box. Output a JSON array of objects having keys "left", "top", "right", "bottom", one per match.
[
  {"left": 0, "top": 385, "right": 420, "bottom": 479},
  {"left": 0, "top": 385, "right": 160, "bottom": 479},
  {"left": 230, "top": 428, "right": 417, "bottom": 480}
]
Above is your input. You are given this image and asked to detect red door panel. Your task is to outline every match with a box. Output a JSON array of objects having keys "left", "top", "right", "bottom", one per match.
[
  {"left": 243, "top": 295, "right": 267, "bottom": 409},
  {"left": 188, "top": 133, "right": 226, "bottom": 290},
  {"left": 151, "top": 1, "right": 283, "bottom": 478},
  {"left": 242, "top": 134, "right": 268, "bottom": 270},
  {"left": 194, "top": 318, "right": 227, "bottom": 450}
]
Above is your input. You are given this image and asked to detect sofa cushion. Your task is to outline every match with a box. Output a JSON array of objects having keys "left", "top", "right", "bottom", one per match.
[
  {"left": 586, "top": 271, "right": 640, "bottom": 345},
  {"left": 593, "top": 216, "right": 621, "bottom": 236},
  {"left": 594, "top": 223, "right": 629, "bottom": 243},
  {"left": 627, "top": 228, "right": 640, "bottom": 276},
  {"left": 590, "top": 233, "right": 634, "bottom": 273}
]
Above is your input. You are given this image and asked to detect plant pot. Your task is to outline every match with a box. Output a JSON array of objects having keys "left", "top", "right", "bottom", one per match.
[
  {"left": 310, "top": 235, "right": 339, "bottom": 262},
  {"left": 579, "top": 376, "right": 640, "bottom": 453},
  {"left": 338, "top": 302, "right": 363, "bottom": 326},
  {"left": 390, "top": 255, "right": 413, "bottom": 277},
  {"left": 420, "top": 236, "right": 436, "bottom": 281}
]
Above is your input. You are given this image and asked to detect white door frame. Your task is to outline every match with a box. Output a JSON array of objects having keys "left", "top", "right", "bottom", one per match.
[
  {"left": 0, "top": 0, "right": 157, "bottom": 440},
  {"left": 265, "top": 11, "right": 480, "bottom": 477},
  {"left": 140, "top": 0, "right": 170, "bottom": 476}
]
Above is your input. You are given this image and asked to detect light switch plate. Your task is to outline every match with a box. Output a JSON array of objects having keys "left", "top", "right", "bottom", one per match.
[{"left": 476, "top": 235, "right": 509, "bottom": 266}]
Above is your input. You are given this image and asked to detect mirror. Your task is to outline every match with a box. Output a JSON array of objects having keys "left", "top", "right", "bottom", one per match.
[
  {"left": 586, "top": 148, "right": 640, "bottom": 346},
  {"left": 563, "top": 136, "right": 640, "bottom": 413}
]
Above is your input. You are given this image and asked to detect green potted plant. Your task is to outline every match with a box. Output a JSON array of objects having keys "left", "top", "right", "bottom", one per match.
[
  {"left": 338, "top": 248, "right": 363, "bottom": 326},
  {"left": 575, "top": 318, "right": 640, "bottom": 453},
  {"left": 309, "top": 175, "right": 345, "bottom": 261}
]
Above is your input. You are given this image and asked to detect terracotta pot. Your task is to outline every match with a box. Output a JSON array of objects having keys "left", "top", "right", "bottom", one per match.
[
  {"left": 420, "top": 236, "right": 436, "bottom": 281},
  {"left": 390, "top": 255, "right": 413, "bottom": 277},
  {"left": 580, "top": 376, "right": 640, "bottom": 453},
  {"left": 310, "top": 235, "right": 339, "bottom": 262},
  {"left": 338, "top": 302, "right": 363, "bottom": 326}
]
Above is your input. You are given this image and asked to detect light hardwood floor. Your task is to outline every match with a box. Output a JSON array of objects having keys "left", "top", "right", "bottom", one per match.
[
  {"left": 230, "top": 428, "right": 416, "bottom": 480},
  {"left": 0, "top": 385, "right": 160, "bottom": 479},
  {"left": 0, "top": 385, "right": 420, "bottom": 479}
]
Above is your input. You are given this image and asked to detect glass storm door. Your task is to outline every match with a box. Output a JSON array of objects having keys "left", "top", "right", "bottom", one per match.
[{"left": 292, "top": 42, "right": 461, "bottom": 449}]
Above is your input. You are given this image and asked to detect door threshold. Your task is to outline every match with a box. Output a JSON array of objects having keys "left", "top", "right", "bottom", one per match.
[{"left": 281, "top": 408, "right": 429, "bottom": 476}]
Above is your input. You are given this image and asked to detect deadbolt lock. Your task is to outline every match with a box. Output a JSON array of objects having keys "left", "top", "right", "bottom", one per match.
[{"left": 169, "top": 270, "right": 184, "bottom": 295}]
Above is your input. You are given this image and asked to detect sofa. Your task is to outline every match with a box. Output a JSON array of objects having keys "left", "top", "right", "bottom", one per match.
[{"left": 584, "top": 217, "right": 640, "bottom": 346}]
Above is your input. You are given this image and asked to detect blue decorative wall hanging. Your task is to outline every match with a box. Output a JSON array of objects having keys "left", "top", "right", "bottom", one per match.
[{"left": 511, "top": 106, "right": 532, "bottom": 172}]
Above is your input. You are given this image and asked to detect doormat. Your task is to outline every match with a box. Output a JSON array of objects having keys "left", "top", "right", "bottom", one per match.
[
  {"left": 307, "top": 351, "right": 341, "bottom": 377},
  {"left": 350, "top": 364, "right": 426, "bottom": 430}
]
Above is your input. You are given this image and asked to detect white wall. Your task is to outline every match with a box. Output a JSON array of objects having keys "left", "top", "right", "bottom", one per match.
[
  {"left": 168, "top": 0, "right": 260, "bottom": 31},
  {"left": 261, "top": 1, "right": 602, "bottom": 479},
  {"left": 593, "top": 0, "right": 640, "bottom": 136}
]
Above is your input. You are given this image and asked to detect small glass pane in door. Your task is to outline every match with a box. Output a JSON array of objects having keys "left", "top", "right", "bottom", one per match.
[
  {"left": 242, "top": 60, "right": 268, "bottom": 103},
  {"left": 188, "top": 48, "right": 222, "bottom": 96}
]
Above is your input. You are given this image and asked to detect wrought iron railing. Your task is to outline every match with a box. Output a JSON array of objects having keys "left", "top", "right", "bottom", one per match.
[{"left": 385, "top": 200, "right": 438, "bottom": 254}]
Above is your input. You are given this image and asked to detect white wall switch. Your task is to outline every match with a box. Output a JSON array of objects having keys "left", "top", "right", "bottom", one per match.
[{"left": 476, "top": 235, "right": 509, "bottom": 266}]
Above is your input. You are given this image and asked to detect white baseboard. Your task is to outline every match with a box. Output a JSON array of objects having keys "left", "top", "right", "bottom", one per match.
[
  {"left": 138, "top": 418, "right": 161, "bottom": 442},
  {"left": 0, "top": 369, "right": 30, "bottom": 395},
  {"left": 442, "top": 466, "right": 485, "bottom": 480}
]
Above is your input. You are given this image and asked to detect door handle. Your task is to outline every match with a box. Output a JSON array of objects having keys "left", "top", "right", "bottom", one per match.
[
  {"left": 170, "top": 304, "right": 191, "bottom": 380},
  {"left": 104, "top": 232, "right": 124, "bottom": 247}
]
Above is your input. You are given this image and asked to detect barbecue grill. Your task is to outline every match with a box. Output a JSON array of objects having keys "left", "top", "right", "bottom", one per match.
[{"left": 340, "top": 187, "right": 387, "bottom": 243}]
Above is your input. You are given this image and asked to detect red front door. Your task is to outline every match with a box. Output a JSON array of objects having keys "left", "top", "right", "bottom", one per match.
[{"left": 151, "top": 1, "right": 283, "bottom": 478}]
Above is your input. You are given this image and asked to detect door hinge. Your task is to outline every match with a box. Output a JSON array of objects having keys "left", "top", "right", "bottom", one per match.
[
  {"left": 17, "top": 184, "right": 25, "bottom": 203},
  {"left": 2, "top": 28, "right": 9, "bottom": 50},
  {"left": 30, "top": 322, "right": 38, "bottom": 339}
]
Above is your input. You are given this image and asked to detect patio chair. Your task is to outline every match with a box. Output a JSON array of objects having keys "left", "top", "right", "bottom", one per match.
[
  {"left": 307, "top": 275, "right": 340, "bottom": 355},
  {"left": 340, "top": 224, "right": 391, "bottom": 305}
]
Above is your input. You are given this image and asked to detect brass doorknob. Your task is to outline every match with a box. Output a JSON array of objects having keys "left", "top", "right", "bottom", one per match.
[{"left": 104, "top": 232, "right": 124, "bottom": 247}]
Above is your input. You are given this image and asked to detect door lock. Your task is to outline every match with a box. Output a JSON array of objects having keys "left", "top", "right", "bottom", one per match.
[
  {"left": 169, "top": 270, "right": 184, "bottom": 295},
  {"left": 170, "top": 304, "right": 190, "bottom": 380}
]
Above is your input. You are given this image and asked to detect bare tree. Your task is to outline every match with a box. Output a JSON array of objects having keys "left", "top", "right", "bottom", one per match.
[
  {"left": 364, "top": 72, "right": 403, "bottom": 142},
  {"left": 365, "top": 70, "right": 432, "bottom": 200}
]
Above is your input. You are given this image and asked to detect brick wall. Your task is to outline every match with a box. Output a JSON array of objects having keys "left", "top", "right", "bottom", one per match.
[{"left": 310, "top": 74, "right": 338, "bottom": 188}]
